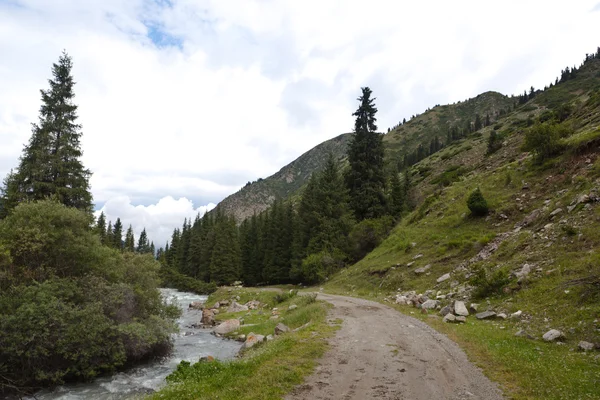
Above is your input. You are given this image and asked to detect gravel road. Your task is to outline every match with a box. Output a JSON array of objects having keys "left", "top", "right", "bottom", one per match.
[{"left": 286, "top": 293, "right": 504, "bottom": 400}]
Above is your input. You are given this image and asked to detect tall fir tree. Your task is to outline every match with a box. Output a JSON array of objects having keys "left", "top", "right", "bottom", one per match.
[
  {"left": 112, "top": 218, "right": 123, "bottom": 250},
  {"left": 136, "top": 228, "right": 150, "bottom": 253},
  {"left": 124, "top": 225, "right": 135, "bottom": 252},
  {"left": 209, "top": 214, "right": 241, "bottom": 285},
  {"left": 389, "top": 169, "right": 405, "bottom": 217},
  {"left": 96, "top": 211, "right": 107, "bottom": 244},
  {"left": 345, "top": 87, "right": 387, "bottom": 221},
  {"left": 0, "top": 52, "right": 92, "bottom": 217}
]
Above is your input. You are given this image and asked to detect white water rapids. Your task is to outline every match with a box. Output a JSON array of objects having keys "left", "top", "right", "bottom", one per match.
[{"left": 27, "top": 288, "right": 241, "bottom": 400}]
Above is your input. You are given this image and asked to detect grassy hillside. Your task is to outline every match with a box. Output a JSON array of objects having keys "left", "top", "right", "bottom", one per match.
[
  {"left": 216, "top": 133, "right": 351, "bottom": 222},
  {"left": 325, "top": 57, "right": 600, "bottom": 399}
]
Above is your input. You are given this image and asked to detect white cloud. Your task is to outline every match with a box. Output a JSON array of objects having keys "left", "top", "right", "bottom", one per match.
[
  {"left": 2, "top": 0, "right": 600, "bottom": 242},
  {"left": 96, "top": 196, "right": 215, "bottom": 247}
]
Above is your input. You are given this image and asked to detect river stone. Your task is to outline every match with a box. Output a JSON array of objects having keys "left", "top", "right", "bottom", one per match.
[
  {"left": 455, "top": 316, "right": 467, "bottom": 323},
  {"left": 189, "top": 302, "right": 204, "bottom": 310},
  {"left": 578, "top": 341, "right": 595, "bottom": 351},
  {"left": 227, "top": 301, "right": 249, "bottom": 313},
  {"left": 475, "top": 311, "right": 496, "bottom": 320},
  {"left": 201, "top": 309, "right": 215, "bottom": 326},
  {"left": 454, "top": 301, "right": 469, "bottom": 316},
  {"left": 542, "top": 329, "right": 564, "bottom": 342},
  {"left": 395, "top": 295, "right": 408, "bottom": 305},
  {"left": 275, "top": 323, "right": 290, "bottom": 335},
  {"left": 437, "top": 273, "right": 451, "bottom": 283},
  {"left": 421, "top": 299, "right": 439, "bottom": 310},
  {"left": 214, "top": 319, "right": 240, "bottom": 335},
  {"left": 220, "top": 299, "right": 230, "bottom": 306},
  {"left": 212, "top": 301, "right": 220, "bottom": 309},
  {"left": 242, "top": 332, "right": 265, "bottom": 350}
]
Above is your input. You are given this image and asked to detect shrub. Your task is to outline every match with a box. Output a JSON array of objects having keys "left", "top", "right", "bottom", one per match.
[
  {"left": 0, "top": 201, "right": 179, "bottom": 394},
  {"left": 348, "top": 217, "right": 394, "bottom": 261},
  {"left": 470, "top": 266, "right": 510, "bottom": 299},
  {"left": 522, "top": 122, "right": 570, "bottom": 164},
  {"left": 467, "top": 188, "right": 489, "bottom": 216},
  {"left": 300, "top": 250, "right": 345, "bottom": 284},
  {"left": 486, "top": 131, "right": 502, "bottom": 154}
]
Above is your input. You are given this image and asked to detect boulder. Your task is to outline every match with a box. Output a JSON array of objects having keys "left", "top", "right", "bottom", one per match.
[
  {"left": 542, "top": 329, "right": 564, "bottom": 342},
  {"left": 578, "top": 341, "right": 595, "bottom": 351},
  {"left": 520, "top": 209, "right": 541, "bottom": 227},
  {"left": 220, "top": 299, "right": 230, "bottom": 306},
  {"left": 189, "top": 302, "right": 204, "bottom": 310},
  {"left": 550, "top": 208, "right": 563, "bottom": 217},
  {"left": 437, "top": 273, "right": 451, "bottom": 283},
  {"left": 245, "top": 300, "right": 261, "bottom": 310},
  {"left": 266, "top": 335, "right": 274, "bottom": 341},
  {"left": 414, "top": 265, "right": 431, "bottom": 275},
  {"left": 497, "top": 313, "right": 507, "bottom": 319},
  {"left": 201, "top": 309, "right": 215, "bottom": 326},
  {"left": 199, "top": 355, "right": 215, "bottom": 362},
  {"left": 475, "top": 311, "right": 496, "bottom": 320},
  {"left": 510, "top": 310, "right": 522, "bottom": 319},
  {"left": 439, "top": 305, "right": 453, "bottom": 316},
  {"left": 227, "top": 301, "right": 249, "bottom": 313},
  {"left": 275, "top": 323, "right": 290, "bottom": 335},
  {"left": 214, "top": 319, "right": 240, "bottom": 335},
  {"left": 288, "top": 304, "right": 298, "bottom": 311},
  {"left": 443, "top": 314, "right": 456, "bottom": 323},
  {"left": 212, "top": 301, "right": 220, "bottom": 309},
  {"left": 469, "top": 303, "right": 479, "bottom": 313},
  {"left": 241, "top": 332, "right": 265, "bottom": 350},
  {"left": 421, "top": 299, "right": 439, "bottom": 310},
  {"left": 395, "top": 295, "right": 408, "bottom": 305},
  {"left": 455, "top": 316, "right": 467, "bottom": 323},
  {"left": 454, "top": 301, "right": 469, "bottom": 316}
]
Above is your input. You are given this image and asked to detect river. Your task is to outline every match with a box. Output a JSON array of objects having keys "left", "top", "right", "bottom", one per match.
[{"left": 27, "top": 288, "right": 242, "bottom": 400}]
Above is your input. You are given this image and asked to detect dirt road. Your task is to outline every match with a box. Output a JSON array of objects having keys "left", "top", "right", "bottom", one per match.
[{"left": 286, "top": 293, "right": 503, "bottom": 400}]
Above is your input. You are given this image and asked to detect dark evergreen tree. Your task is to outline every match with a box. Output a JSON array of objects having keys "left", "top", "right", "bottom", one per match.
[
  {"left": 96, "top": 212, "right": 107, "bottom": 244},
  {"left": 209, "top": 214, "right": 241, "bottom": 285},
  {"left": 106, "top": 221, "right": 113, "bottom": 247},
  {"left": 124, "top": 225, "right": 135, "bottom": 252},
  {"left": 136, "top": 228, "right": 150, "bottom": 253},
  {"left": 389, "top": 169, "right": 405, "bottom": 217},
  {"left": 112, "top": 218, "right": 123, "bottom": 250},
  {"left": 345, "top": 87, "right": 386, "bottom": 221},
  {"left": 474, "top": 114, "right": 482, "bottom": 131},
  {"left": 0, "top": 52, "right": 92, "bottom": 216}
]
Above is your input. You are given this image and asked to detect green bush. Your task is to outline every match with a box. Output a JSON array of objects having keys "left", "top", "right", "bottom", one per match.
[
  {"left": 467, "top": 188, "right": 489, "bottom": 216},
  {"left": 470, "top": 266, "right": 510, "bottom": 299},
  {"left": 522, "top": 122, "right": 570, "bottom": 164},
  {"left": 159, "top": 265, "right": 217, "bottom": 295},
  {"left": 348, "top": 217, "right": 394, "bottom": 261},
  {"left": 300, "top": 250, "right": 345, "bottom": 284},
  {"left": 486, "top": 131, "right": 502, "bottom": 154},
  {"left": 0, "top": 201, "right": 179, "bottom": 394}
]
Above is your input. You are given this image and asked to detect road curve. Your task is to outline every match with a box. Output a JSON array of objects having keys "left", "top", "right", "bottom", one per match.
[{"left": 286, "top": 293, "right": 504, "bottom": 400}]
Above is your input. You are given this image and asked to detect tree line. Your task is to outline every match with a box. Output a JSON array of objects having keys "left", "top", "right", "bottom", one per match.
[{"left": 159, "top": 87, "right": 411, "bottom": 285}]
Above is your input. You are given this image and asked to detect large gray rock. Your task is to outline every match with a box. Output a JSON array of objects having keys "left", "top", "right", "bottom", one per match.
[
  {"left": 214, "top": 319, "right": 240, "bottom": 335},
  {"left": 542, "top": 329, "right": 564, "bottom": 342},
  {"left": 189, "top": 302, "right": 204, "bottom": 310},
  {"left": 414, "top": 264, "right": 431, "bottom": 275},
  {"left": 454, "top": 301, "right": 469, "bottom": 316},
  {"left": 514, "top": 264, "right": 531, "bottom": 281},
  {"left": 275, "top": 323, "right": 290, "bottom": 335},
  {"left": 550, "top": 208, "right": 563, "bottom": 217},
  {"left": 395, "top": 295, "right": 409, "bottom": 305},
  {"left": 455, "top": 316, "right": 467, "bottom": 323},
  {"left": 421, "top": 299, "right": 439, "bottom": 310},
  {"left": 437, "top": 273, "right": 451, "bottom": 283},
  {"left": 475, "top": 311, "right": 496, "bottom": 320},
  {"left": 227, "top": 301, "right": 249, "bottom": 313},
  {"left": 443, "top": 314, "right": 456, "bottom": 323},
  {"left": 439, "top": 305, "right": 453, "bottom": 317},
  {"left": 578, "top": 341, "right": 595, "bottom": 351}
]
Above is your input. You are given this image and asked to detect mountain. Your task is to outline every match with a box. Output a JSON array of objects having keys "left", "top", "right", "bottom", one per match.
[{"left": 216, "top": 133, "right": 352, "bottom": 222}]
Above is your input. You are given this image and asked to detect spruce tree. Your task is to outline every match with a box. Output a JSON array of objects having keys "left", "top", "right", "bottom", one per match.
[
  {"left": 112, "top": 218, "right": 123, "bottom": 250},
  {"left": 96, "top": 212, "right": 107, "bottom": 244},
  {"left": 345, "top": 87, "right": 386, "bottom": 221},
  {"left": 389, "top": 169, "right": 405, "bottom": 217},
  {"left": 209, "top": 215, "right": 241, "bottom": 285},
  {"left": 136, "top": 228, "right": 150, "bottom": 253},
  {"left": 0, "top": 52, "right": 92, "bottom": 216},
  {"left": 106, "top": 221, "right": 113, "bottom": 247},
  {"left": 124, "top": 225, "right": 135, "bottom": 252}
]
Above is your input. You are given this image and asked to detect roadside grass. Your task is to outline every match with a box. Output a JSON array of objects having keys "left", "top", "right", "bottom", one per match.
[
  {"left": 149, "top": 287, "right": 336, "bottom": 400},
  {"left": 403, "top": 308, "right": 600, "bottom": 400}
]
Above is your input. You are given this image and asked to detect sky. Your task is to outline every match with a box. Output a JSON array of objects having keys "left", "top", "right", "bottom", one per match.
[{"left": 1, "top": 0, "right": 599, "bottom": 247}]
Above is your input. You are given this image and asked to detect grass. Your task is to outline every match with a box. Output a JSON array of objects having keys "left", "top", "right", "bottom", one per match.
[{"left": 149, "top": 287, "right": 337, "bottom": 400}]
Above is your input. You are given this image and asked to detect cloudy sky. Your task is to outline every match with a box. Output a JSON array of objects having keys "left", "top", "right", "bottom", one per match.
[{"left": 1, "top": 0, "right": 599, "bottom": 246}]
